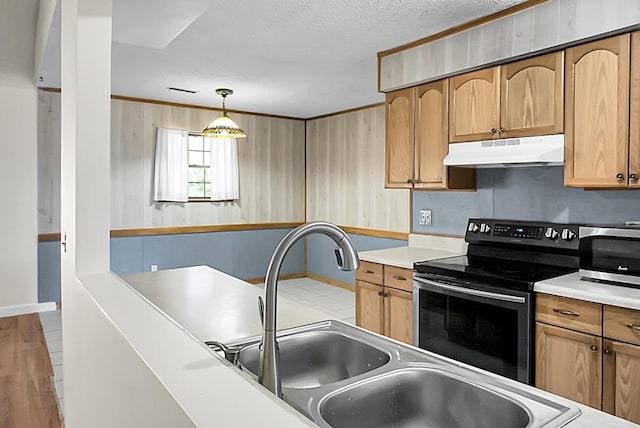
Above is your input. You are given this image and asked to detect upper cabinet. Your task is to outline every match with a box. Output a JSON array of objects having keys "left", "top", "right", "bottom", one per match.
[
  {"left": 501, "top": 52, "right": 564, "bottom": 138},
  {"left": 449, "top": 67, "right": 501, "bottom": 143},
  {"left": 385, "top": 88, "right": 414, "bottom": 188},
  {"left": 565, "top": 34, "right": 632, "bottom": 188},
  {"left": 385, "top": 80, "right": 475, "bottom": 190},
  {"left": 450, "top": 52, "right": 564, "bottom": 143},
  {"left": 630, "top": 32, "right": 640, "bottom": 189}
]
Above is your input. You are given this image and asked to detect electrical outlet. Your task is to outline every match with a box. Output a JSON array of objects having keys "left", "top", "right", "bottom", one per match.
[
  {"left": 419, "top": 209, "right": 432, "bottom": 226},
  {"left": 151, "top": 264, "right": 158, "bottom": 272}
]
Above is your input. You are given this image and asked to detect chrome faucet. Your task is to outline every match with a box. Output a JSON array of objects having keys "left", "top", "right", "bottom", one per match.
[
  {"left": 258, "top": 222, "right": 359, "bottom": 397},
  {"left": 205, "top": 340, "right": 240, "bottom": 366}
]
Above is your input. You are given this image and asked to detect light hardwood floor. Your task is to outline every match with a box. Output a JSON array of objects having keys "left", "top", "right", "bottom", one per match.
[{"left": 0, "top": 313, "right": 63, "bottom": 428}]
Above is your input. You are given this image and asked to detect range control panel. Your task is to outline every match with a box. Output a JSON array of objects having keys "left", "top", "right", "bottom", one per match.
[{"left": 465, "top": 218, "right": 581, "bottom": 251}]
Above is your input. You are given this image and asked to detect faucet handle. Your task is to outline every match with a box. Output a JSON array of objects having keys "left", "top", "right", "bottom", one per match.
[
  {"left": 334, "top": 247, "right": 344, "bottom": 269},
  {"left": 205, "top": 340, "right": 240, "bottom": 366},
  {"left": 258, "top": 296, "right": 265, "bottom": 327}
]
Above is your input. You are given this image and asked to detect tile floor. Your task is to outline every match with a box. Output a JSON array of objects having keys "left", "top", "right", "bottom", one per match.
[
  {"left": 38, "top": 309, "right": 64, "bottom": 419},
  {"left": 37, "top": 277, "right": 355, "bottom": 421},
  {"left": 257, "top": 277, "right": 356, "bottom": 324}
]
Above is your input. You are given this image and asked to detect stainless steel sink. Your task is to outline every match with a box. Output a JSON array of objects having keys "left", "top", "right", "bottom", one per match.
[
  {"left": 236, "top": 330, "right": 390, "bottom": 389},
  {"left": 317, "top": 367, "right": 530, "bottom": 428},
  {"left": 221, "top": 320, "right": 581, "bottom": 428}
]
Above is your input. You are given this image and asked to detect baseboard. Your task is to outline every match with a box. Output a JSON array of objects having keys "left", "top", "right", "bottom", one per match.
[
  {"left": 244, "top": 272, "right": 306, "bottom": 284},
  {"left": 0, "top": 302, "right": 57, "bottom": 318},
  {"left": 305, "top": 273, "right": 355, "bottom": 292}
]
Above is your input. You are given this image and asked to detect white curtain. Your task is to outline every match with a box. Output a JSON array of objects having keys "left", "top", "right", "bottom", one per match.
[
  {"left": 209, "top": 137, "right": 239, "bottom": 201},
  {"left": 153, "top": 128, "right": 189, "bottom": 202}
]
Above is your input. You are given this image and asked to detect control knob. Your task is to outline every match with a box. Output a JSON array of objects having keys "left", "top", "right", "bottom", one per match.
[
  {"left": 561, "top": 228, "right": 576, "bottom": 241},
  {"left": 544, "top": 227, "right": 559, "bottom": 239},
  {"left": 468, "top": 222, "right": 479, "bottom": 233},
  {"left": 480, "top": 223, "right": 492, "bottom": 234}
]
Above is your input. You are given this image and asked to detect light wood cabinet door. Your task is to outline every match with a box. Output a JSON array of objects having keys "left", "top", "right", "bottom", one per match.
[
  {"left": 384, "top": 287, "right": 413, "bottom": 345},
  {"left": 536, "top": 322, "right": 602, "bottom": 409},
  {"left": 603, "top": 339, "right": 640, "bottom": 424},
  {"left": 449, "top": 67, "right": 500, "bottom": 143},
  {"left": 565, "top": 34, "right": 631, "bottom": 187},
  {"left": 385, "top": 88, "right": 415, "bottom": 188},
  {"left": 501, "top": 52, "right": 564, "bottom": 138},
  {"left": 355, "top": 280, "right": 384, "bottom": 335},
  {"left": 415, "top": 79, "right": 475, "bottom": 190},
  {"left": 629, "top": 31, "right": 640, "bottom": 188}
]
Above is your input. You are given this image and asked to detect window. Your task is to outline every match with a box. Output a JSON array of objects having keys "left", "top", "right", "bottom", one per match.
[
  {"left": 153, "top": 128, "right": 239, "bottom": 203},
  {"left": 188, "top": 134, "right": 210, "bottom": 199}
]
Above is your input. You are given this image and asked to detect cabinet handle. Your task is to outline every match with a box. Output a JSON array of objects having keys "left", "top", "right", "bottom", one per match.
[
  {"left": 590, "top": 345, "right": 598, "bottom": 352},
  {"left": 499, "top": 127, "right": 506, "bottom": 135},
  {"left": 626, "top": 323, "right": 640, "bottom": 331},
  {"left": 553, "top": 308, "right": 581, "bottom": 317},
  {"left": 392, "top": 275, "right": 407, "bottom": 281},
  {"left": 490, "top": 128, "right": 497, "bottom": 135},
  {"left": 382, "top": 292, "right": 390, "bottom": 297},
  {"left": 616, "top": 173, "right": 625, "bottom": 182},
  {"left": 362, "top": 269, "right": 374, "bottom": 274},
  {"left": 630, "top": 173, "right": 638, "bottom": 182},
  {"left": 377, "top": 291, "right": 384, "bottom": 296},
  {"left": 604, "top": 349, "right": 612, "bottom": 355}
]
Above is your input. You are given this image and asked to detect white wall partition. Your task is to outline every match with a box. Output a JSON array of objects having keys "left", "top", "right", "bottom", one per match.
[{"left": 0, "top": 85, "right": 38, "bottom": 308}]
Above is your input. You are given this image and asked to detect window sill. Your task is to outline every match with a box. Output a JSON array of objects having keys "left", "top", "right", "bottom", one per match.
[{"left": 188, "top": 198, "right": 236, "bottom": 203}]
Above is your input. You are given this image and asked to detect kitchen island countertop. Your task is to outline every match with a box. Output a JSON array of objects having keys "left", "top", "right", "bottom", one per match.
[{"left": 116, "top": 265, "right": 638, "bottom": 427}]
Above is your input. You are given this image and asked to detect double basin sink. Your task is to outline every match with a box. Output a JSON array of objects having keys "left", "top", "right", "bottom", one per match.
[{"left": 218, "top": 320, "right": 580, "bottom": 428}]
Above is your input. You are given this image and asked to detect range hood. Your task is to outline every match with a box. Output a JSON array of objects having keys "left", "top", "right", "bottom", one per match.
[{"left": 443, "top": 134, "right": 564, "bottom": 168}]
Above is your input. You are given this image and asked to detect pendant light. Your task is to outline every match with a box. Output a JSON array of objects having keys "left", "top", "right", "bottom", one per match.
[{"left": 202, "top": 88, "right": 247, "bottom": 138}]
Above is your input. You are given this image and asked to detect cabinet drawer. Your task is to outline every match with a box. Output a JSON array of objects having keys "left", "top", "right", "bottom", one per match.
[
  {"left": 604, "top": 305, "right": 640, "bottom": 345},
  {"left": 384, "top": 265, "right": 413, "bottom": 292},
  {"left": 536, "top": 294, "right": 602, "bottom": 335},
  {"left": 356, "top": 261, "right": 383, "bottom": 284}
]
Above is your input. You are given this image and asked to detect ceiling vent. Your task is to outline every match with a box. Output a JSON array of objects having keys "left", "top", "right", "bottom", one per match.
[{"left": 166, "top": 87, "right": 198, "bottom": 94}]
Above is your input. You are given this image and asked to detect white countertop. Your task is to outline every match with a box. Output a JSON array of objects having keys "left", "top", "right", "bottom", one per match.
[
  {"left": 124, "top": 265, "right": 330, "bottom": 343},
  {"left": 535, "top": 272, "right": 640, "bottom": 310},
  {"left": 358, "top": 234, "right": 467, "bottom": 269},
  {"left": 118, "top": 265, "right": 637, "bottom": 428}
]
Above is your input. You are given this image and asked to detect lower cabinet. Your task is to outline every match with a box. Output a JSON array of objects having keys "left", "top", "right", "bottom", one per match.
[
  {"left": 535, "top": 322, "right": 602, "bottom": 409},
  {"left": 603, "top": 339, "right": 640, "bottom": 423},
  {"left": 535, "top": 293, "right": 640, "bottom": 424},
  {"left": 355, "top": 261, "right": 413, "bottom": 345}
]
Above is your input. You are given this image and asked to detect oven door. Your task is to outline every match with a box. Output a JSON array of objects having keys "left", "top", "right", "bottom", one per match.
[{"left": 413, "top": 273, "right": 534, "bottom": 384}]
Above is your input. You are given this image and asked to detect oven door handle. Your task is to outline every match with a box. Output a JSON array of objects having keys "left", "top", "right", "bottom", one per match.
[{"left": 414, "top": 277, "right": 526, "bottom": 304}]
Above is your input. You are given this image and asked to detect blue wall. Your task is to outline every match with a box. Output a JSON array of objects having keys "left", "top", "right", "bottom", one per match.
[
  {"left": 413, "top": 167, "right": 640, "bottom": 235},
  {"left": 305, "top": 233, "right": 408, "bottom": 286},
  {"left": 38, "top": 227, "right": 304, "bottom": 303},
  {"left": 41, "top": 167, "right": 640, "bottom": 301},
  {"left": 38, "top": 240, "right": 61, "bottom": 303}
]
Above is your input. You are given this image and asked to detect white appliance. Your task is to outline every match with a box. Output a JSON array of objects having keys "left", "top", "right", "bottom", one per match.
[{"left": 443, "top": 134, "right": 564, "bottom": 168}]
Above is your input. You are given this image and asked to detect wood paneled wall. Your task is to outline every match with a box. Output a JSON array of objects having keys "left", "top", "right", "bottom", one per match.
[
  {"left": 306, "top": 106, "right": 410, "bottom": 233},
  {"left": 38, "top": 91, "right": 306, "bottom": 232},
  {"left": 379, "top": 0, "right": 640, "bottom": 92}
]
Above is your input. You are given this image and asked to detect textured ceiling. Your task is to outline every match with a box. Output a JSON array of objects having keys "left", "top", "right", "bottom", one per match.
[{"left": 38, "top": 0, "right": 529, "bottom": 118}]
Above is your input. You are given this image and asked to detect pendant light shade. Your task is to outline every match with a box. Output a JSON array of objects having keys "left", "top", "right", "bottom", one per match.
[{"left": 202, "top": 88, "right": 247, "bottom": 138}]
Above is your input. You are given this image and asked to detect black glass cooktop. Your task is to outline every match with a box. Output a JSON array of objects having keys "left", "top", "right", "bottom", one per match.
[{"left": 414, "top": 255, "right": 577, "bottom": 291}]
